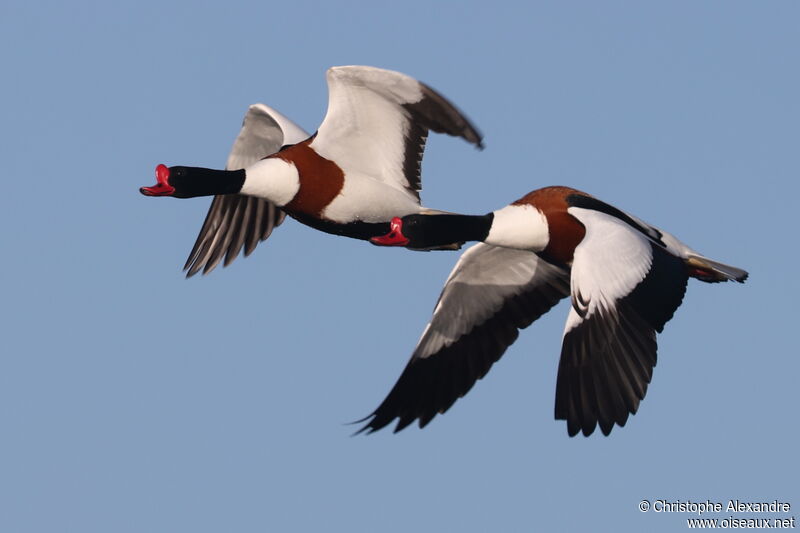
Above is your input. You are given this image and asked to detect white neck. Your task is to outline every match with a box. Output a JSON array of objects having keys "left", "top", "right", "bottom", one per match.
[
  {"left": 239, "top": 158, "right": 300, "bottom": 206},
  {"left": 485, "top": 204, "right": 550, "bottom": 251}
]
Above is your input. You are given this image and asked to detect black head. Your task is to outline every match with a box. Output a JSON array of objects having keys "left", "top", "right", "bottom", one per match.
[
  {"left": 140, "top": 165, "right": 245, "bottom": 198},
  {"left": 396, "top": 214, "right": 435, "bottom": 246},
  {"left": 371, "top": 213, "right": 493, "bottom": 249}
]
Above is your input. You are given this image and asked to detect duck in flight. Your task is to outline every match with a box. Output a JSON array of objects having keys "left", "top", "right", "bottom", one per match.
[
  {"left": 141, "top": 66, "right": 482, "bottom": 276},
  {"left": 360, "top": 186, "right": 748, "bottom": 436}
]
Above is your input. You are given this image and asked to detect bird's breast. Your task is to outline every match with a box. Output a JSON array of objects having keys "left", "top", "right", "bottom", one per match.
[{"left": 275, "top": 141, "right": 346, "bottom": 218}]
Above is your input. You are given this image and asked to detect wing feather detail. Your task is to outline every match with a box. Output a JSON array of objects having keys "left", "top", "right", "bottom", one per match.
[
  {"left": 555, "top": 208, "right": 689, "bottom": 436},
  {"left": 358, "top": 244, "right": 569, "bottom": 433},
  {"left": 313, "top": 66, "right": 482, "bottom": 201},
  {"left": 184, "top": 104, "right": 309, "bottom": 277}
]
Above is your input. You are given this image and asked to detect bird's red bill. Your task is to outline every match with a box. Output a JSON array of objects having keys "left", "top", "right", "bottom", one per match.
[
  {"left": 370, "top": 217, "right": 409, "bottom": 246},
  {"left": 140, "top": 164, "right": 175, "bottom": 196}
]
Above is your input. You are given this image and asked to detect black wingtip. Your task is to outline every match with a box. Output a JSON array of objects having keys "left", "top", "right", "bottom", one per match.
[
  {"left": 348, "top": 413, "right": 381, "bottom": 436},
  {"left": 350, "top": 425, "right": 372, "bottom": 437},
  {"left": 182, "top": 262, "right": 212, "bottom": 279}
]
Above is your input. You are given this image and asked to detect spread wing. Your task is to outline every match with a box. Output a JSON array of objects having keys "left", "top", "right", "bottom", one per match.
[
  {"left": 312, "top": 65, "right": 483, "bottom": 202},
  {"left": 184, "top": 104, "right": 309, "bottom": 277},
  {"left": 358, "top": 243, "right": 570, "bottom": 433},
  {"left": 555, "top": 207, "right": 689, "bottom": 437}
]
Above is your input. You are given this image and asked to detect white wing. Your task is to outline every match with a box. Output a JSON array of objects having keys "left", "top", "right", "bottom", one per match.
[
  {"left": 184, "top": 104, "right": 310, "bottom": 277},
  {"left": 358, "top": 243, "right": 570, "bottom": 433},
  {"left": 555, "top": 207, "right": 688, "bottom": 437},
  {"left": 312, "top": 66, "right": 482, "bottom": 202},
  {"left": 566, "top": 194, "right": 749, "bottom": 283}
]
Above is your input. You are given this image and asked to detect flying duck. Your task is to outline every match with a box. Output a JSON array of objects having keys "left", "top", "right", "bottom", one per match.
[
  {"left": 360, "top": 186, "right": 748, "bottom": 436},
  {"left": 141, "top": 66, "right": 483, "bottom": 276}
]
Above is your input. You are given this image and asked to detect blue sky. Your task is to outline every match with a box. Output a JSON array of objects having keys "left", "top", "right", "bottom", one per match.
[{"left": 1, "top": 1, "right": 796, "bottom": 531}]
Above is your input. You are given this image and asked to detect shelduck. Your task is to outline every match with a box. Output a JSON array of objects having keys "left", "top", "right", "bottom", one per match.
[
  {"left": 361, "top": 186, "right": 748, "bottom": 436},
  {"left": 141, "top": 66, "right": 483, "bottom": 276}
]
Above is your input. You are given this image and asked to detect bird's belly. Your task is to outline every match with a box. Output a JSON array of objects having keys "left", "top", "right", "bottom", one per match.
[{"left": 322, "top": 175, "right": 421, "bottom": 223}]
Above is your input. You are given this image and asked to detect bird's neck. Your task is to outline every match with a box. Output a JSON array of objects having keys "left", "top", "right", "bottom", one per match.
[
  {"left": 402, "top": 213, "right": 494, "bottom": 248},
  {"left": 483, "top": 204, "right": 550, "bottom": 251},
  {"left": 166, "top": 167, "right": 245, "bottom": 198},
  {"left": 239, "top": 157, "right": 300, "bottom": 206},
  {"left": 403, "top": 204, "right": 550, "bottom": 251}
]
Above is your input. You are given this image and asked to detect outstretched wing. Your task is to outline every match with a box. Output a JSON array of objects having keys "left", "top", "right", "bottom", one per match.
[
  {"left": 358, "top": 243, "right": 570, "bottom": 434},
  {"left": 555, "top": 207, "right": 689, "bottom": 437},
  {"left": 184, "top": 104, "right": 310, "bottom": 277},
  {"left": 312, "top": 66, "right": 483, "bottom": 202}
]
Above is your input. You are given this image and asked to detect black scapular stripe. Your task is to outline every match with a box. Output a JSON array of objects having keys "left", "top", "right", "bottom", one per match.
[{"left": 566, "top": 194, "right": 666, "bottom": 248}]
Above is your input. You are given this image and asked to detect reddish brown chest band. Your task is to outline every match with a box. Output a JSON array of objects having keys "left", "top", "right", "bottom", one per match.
[
  {"left": 514, "top": 186, "right": 588, "bottom": 265},
  {"left": 274, "top": 140, "right": 345, "bottom": 217}
]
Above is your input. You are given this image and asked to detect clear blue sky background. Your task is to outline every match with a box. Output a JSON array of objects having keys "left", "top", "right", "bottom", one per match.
[{"left": 1, "top": 2, "right": 796, "bottom": 532}]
